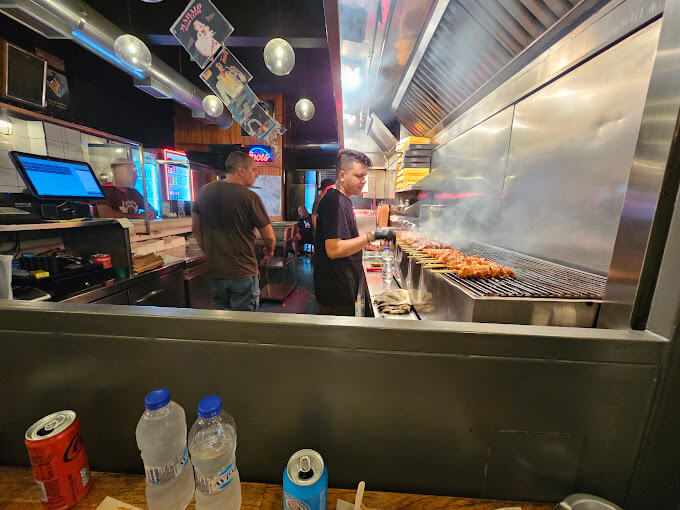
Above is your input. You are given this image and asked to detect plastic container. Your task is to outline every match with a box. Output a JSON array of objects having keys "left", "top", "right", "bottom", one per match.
[
  {"left": 189, "top": 395, "right": 242, "bottom": 510},
  {"left": 382, "top": 246, "right": 394, "bottom": 282},
  {"left": 136, "top": 388, "right": 195, "bottom": 510}
]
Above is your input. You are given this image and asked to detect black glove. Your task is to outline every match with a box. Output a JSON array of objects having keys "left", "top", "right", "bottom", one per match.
[{"left": 372, "top": 228, "right": 396, "bottom": 243}]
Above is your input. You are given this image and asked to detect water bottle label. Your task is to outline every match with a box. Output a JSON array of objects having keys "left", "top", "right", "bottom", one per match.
[
  {"left": 144, "top": 444, "right": 190, "bottom": 485},
  {"left": 195, "top": 463, "right": 236, "bottom": 495}
]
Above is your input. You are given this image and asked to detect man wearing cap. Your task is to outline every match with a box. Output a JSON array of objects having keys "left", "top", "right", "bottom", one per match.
[{"left": 96, "top": 158, "right": 157, "bottom": 219}]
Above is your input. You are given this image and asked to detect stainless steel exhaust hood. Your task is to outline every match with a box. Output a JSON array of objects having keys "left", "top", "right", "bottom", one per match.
[{"left": 0, "top": 0, "right": 233, "bottom": 128}]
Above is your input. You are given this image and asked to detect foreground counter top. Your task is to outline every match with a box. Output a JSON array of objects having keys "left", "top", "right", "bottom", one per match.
[{"left": 0, "top": 467, "right": 552, "bottom": 509}]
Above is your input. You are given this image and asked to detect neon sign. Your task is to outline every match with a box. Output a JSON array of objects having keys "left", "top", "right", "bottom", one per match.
[{"left": 248, "top": 146, "right": 273, "bottom": 163}]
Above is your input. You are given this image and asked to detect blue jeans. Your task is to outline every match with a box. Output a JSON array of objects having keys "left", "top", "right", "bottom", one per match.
[{"left": 210, "top": 276, "right": 260, "bottom": 311}]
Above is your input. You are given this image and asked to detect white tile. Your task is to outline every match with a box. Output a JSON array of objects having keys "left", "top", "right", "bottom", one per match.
[
  {"left": 12, "top": 136, "right": 31, "bottom": 152},
  {"left": 65, "top": 128, "right": 81, "bottom": 146},
  {"left": 47, "top": 146, "right": 65, "bottom": 158},
  {"left": 9, "top": 118, "right": 28, "bottom": 138},
  {"left": 30, "top": 138, "right": 47, "bottom": 155},
  {"left": 0, "top": 151, "right": 12, "bottom": 169},
  {"left": 0, "top": 134, "right": 13, "bottom": 151},
  {"left": 27, "top": 121, "right": 44, "bottom": 139},
  {"left": 0, "top": 167, "right": 19, "bottom": 186},
  {"left": 0, "top": 184, "right": 21, "bottom": 193},
  {"left": 43, "top": 122, "right": 62, "bottom": 142}
]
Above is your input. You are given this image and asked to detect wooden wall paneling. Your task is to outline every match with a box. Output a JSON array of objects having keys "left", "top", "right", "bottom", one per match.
[{"left": 174, "top": 95, "right": 285, "bottom": 220}]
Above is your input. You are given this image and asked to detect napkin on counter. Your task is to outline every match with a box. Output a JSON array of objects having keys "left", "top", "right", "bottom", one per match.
[
  {"left": 95, "top": 496, "right": 142, "bottom": 510},
  {"left": 373, "top": 288, "right": 411, "bottom": 314}
]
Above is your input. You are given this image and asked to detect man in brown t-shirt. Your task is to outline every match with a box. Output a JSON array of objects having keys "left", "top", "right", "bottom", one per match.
[
  {"left": 192, "top": 151, "right": 275, "bottom": 311},
  {"left": 96, "top": 159, "right": 157, "bottom": 219}
]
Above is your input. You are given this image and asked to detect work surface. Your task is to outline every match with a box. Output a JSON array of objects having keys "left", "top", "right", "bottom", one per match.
[{"left": 1, "top": 467, "right": 553, "bottom": 509}]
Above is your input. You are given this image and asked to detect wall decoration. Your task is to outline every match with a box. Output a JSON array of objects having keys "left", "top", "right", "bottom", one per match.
[
  {"left": 243, "top": 104, "right": 277, "bottom": 140},
  {"left": 200, "top": 47, "right": 251, "bottom": 103},
  {"left": 252, "top": 173, "right": 282, "bottom": 217},
  {"left": 242, "top": 99, "right": 274, "bottom": 137},
  {"left": 227, "top": 86, "right": 259, "bottom": 125},
  {"left": 171, "top": 0, "right": 233, "bottom": 68},
  {"left": 45, "top": 67, "right": 71, "bottom": 119},
  {"left": 248, "top": 145, "right": 274, "bottom": 163}
]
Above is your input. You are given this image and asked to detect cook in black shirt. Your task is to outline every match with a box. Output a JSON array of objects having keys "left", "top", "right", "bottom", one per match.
[{"left": 314, "top": 149, "right": 396, "bottom": 316}]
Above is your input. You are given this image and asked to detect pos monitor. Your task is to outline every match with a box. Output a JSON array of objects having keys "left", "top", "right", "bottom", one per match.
[{"left": 9, "top": 151, "right": 105, "bottom": 201}]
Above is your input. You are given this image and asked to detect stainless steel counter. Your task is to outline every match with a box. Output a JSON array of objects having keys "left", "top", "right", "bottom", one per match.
[{"left": 360, "top": 256, "right": 419, "bottom": 320}]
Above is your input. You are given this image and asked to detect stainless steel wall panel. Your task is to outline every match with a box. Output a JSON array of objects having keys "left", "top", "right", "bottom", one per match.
[
  {"left": 494, "top": 21, "right": 660, "bottom": 274},
  {"left": 599, "top": 0, "right": 680, "bottom": 328},
  {"left": 0, "top": 302, "right": 666, "bottom": 504},
  {"left": 426, "top": 106, "right": 515, "bottom": 241}
]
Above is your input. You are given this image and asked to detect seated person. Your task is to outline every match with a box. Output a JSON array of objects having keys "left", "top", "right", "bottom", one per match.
[
  {"left": 297, "top": 205, "right": 314, "bottom": 255},
  {"left": 96, "top": 158, "right": 157, "bottom": 219}
]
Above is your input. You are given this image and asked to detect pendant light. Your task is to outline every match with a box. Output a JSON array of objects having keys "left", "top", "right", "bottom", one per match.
[
  {"left": 295, "top": 98, "right": 315, "bottom": 121},
  {"left": 114, "top": 34, "right": 152, "bottom": 74},
  {"left": 264, "top": 0, "right": 295, "bottom": 76}
]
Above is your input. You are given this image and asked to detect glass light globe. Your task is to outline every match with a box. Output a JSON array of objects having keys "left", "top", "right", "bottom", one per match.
[
  {"left": 263, "top": 38, "right": 295, "bottom": 76},
  {"left": 114, "top": 34, "right": 152, "bottom": 73},
  {"left": 202, "top": 95, "right": 224, "bottom": 117},
  {"left": 295, "top": 98, "right": 315, "bottom": 121}
]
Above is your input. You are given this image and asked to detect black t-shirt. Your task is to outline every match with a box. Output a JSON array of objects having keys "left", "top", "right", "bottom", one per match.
[{"left": 314, "top": 188, "right": 363, "bottom": 306}]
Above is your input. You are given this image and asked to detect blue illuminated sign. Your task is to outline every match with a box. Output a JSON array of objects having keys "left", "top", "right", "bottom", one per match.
[{"left": 248, "top": 145, "right": 273, "bottom": 163}]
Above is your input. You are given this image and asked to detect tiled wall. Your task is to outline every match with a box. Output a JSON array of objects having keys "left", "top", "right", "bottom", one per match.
[{"left": 0, "top": 117, "right": 109, "bottom": 194}]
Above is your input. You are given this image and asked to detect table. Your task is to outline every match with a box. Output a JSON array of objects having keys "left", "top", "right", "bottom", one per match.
[{"left": 0, "top": 467, "right": 553, "bottom": 510}]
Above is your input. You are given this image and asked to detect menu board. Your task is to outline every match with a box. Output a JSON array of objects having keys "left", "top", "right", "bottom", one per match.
[{"left": 252, "top": 174, "right": 281, "bottom": 218}]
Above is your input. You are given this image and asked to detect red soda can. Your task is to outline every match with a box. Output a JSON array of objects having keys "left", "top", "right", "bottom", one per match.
[
  {"left": 91, "top": 253, "right": 112, "bottom": 269},
  {"left": 25, "top": 410, "right": 91, "bottom": 509}
]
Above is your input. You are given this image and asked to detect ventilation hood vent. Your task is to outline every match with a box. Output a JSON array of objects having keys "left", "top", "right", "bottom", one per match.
[{"left": 392, "top": 0, "right": 586, "bottom": 136}]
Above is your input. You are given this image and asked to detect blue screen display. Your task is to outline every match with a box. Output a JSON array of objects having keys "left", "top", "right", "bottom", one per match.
[{"left": 16, "top": 155, "right": 104, "bottom": 199}]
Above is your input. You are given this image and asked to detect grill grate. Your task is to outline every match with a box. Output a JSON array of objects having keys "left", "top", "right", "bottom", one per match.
[{"left": 412, "top": 242, "right": 606, "bottom": 299}]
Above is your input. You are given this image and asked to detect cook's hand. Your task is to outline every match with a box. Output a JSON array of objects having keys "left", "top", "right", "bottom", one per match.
[{"left": 372, "top": 228, "right": 396, "bottom": 243}]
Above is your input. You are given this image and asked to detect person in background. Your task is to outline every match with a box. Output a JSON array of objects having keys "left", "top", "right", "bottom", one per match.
[
  {"left": 314, "top": 149, "right": 396, "bottom": 316},
  {"left": 192, "top": 151, "right": 276, "bottom": 311},
  {"left": 311, "top": 178, "right": 335, "bottom": 230},
  {"left": 96, "top": 158, "right": 157, "bottom": 219},
  {"left": 297, "top": 205, "right": 314, "bottom": 257}
]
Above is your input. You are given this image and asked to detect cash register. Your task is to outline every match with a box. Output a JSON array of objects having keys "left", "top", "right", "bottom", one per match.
[
  {"left": 4, "top": 152, "right": 114, "bottom": 300},
  {"left": 1, "top": 151, "right": 106, "bottom": 223}
]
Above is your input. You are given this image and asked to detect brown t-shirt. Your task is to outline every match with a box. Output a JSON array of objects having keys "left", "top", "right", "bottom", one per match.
[
  {"left": 194, "top": 181, "right": 271, "bottom": 279},
  {"left": 100, "top": 186, "right": 146, "bottom": 217}
]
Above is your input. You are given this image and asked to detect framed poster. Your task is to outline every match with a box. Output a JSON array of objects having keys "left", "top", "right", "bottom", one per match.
[
  {"left": 200, "top": 48, "right": 251, "bottom": 103},
  {"left": 241, "top": 99, "right": 275, "bottom": 137},
  {"left": 227, "top": 86, "right": 259, "bottom": 125},
  {"left": 243, "top": 104, "right": 277, "bottom": 141},
  {"left": 252, "top": 174, "right": 282, "bottom": 217},
  {"left": 170, "top": 0, "right": 234, "bottom": 68},
  {"left": 45, "top": 67, "right": 71, "bottom": 119}
]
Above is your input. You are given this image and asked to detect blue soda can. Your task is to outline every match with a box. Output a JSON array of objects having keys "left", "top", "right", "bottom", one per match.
[{"left": 283, "top": 449, "right": 328, "bottom": 510}]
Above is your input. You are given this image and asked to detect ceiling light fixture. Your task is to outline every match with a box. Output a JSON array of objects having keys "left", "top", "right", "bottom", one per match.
[
  {"left": 264, "top": 38, "right": 295, "bottom": 76},
  {"left": 202, "top": 95, "right": 224, "bottom": 117},
  {"left": 295, "top": 98, "right": 315, "bottom": 121},
  {"left": 114, "top": 34, "right": 152, "bottom": 74}
]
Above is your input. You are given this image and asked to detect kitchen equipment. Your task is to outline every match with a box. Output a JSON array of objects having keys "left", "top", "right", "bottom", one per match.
[{"left": 554, "top": 494, "right": 623, "bottom": 510}]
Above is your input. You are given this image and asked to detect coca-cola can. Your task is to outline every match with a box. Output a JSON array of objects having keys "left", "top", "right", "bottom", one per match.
[
  {"left": 91, "top": 253, "right": 112, "bottom": 269},
  {"left": 25, "top": 410, "right": 91, "bottom": 509}
]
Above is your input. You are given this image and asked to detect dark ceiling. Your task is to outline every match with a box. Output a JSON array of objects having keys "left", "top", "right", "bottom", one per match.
[{"left": 86, "top": 0, "right": 338, "bottom": 144}]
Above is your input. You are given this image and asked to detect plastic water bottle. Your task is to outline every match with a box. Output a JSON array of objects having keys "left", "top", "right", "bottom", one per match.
[
  {"left": 136, "top": 388, "right": 195, "bottom": 510},
  {"left": 189, "top": 395, "right": 242, "bottom": 510},
  {"left": 382, "top": 246, "right": 394, "bottom": 282}
]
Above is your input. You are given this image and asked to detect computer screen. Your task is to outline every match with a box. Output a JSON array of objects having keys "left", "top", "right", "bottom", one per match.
[{"left": 10, "top": 151, "right": 105, "bottom": 200}]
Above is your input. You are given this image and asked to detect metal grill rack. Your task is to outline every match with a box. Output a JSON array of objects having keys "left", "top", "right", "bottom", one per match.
[{"left": 439, "top": 242, "right": 607, "bottom": 299}]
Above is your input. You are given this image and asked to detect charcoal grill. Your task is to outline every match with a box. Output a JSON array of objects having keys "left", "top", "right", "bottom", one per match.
[{"left": 396, "top": 242, "right": 604, "bottom": 327}]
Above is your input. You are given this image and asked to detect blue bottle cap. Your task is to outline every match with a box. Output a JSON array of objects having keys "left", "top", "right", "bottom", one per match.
[
  {"left": 145, "top": 388, "right": 170, "bottom": 410},
  {"left": 198, "top": 395, "right": 222, "bottom": 419}
]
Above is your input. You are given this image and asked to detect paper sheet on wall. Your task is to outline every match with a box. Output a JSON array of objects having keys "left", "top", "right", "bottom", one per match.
[{"left": 252, "top": 174, "right": 281, "bottom": 217}]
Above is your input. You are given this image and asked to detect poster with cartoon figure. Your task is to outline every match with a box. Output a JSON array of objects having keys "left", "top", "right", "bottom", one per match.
[
  {"left": 171, "top": 0, "right": 234, "bottom": 68},
  {"left": 227, "top": 86, "right": 259, "bottom": 125},
  {"left": 200, "top": 48, "right": 252, "bottom": 103},
  {"left": 243, "top": 105, "right": 278, "bottom": 141}
]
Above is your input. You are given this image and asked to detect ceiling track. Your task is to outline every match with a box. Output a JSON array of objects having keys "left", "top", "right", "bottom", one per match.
[{"left": 392, "top": 0, "right": 591, "bottom": 136}]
